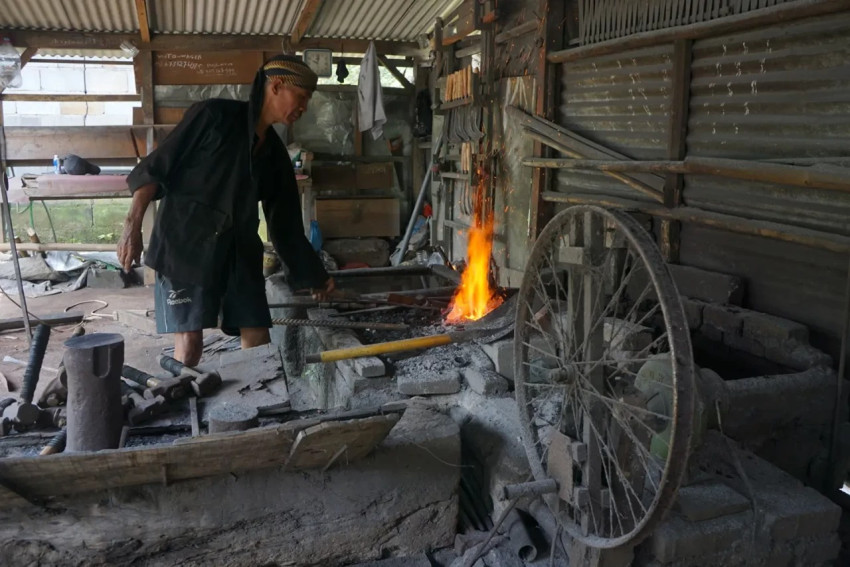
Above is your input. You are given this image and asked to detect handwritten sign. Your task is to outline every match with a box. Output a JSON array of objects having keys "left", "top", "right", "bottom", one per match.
[{"left": 153, "top": 51, "right": 262, "bottom": 85}]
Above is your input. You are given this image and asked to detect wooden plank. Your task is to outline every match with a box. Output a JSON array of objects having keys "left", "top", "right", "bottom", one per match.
[
  {"left": 0, "top": 479, "right": 35, "bottom": 509},
  {"left": 153, "top": 51, "right": 263, "bottom": 85},
  {"left": 315, "top": 198, "right": 400, "bottom": 238},
  {"left": 377, "top": 54, "right": 414, "bottom": 91},
  {"left": 662, "top": 38, "right": 693, "bottom": 263},
  {"left": 135, "top": 0, "right": 151, "bottom": 43},
  {"left": 495, "top": 20, "right": 539, "bottom": 44},
  {"left": 1, "top": 126, "right": 173, "bottom": 161},
  {"left": 2, "top": 30, "right": 423, "bottom": 57},
  {"left": 292, "top": 0, "right": 323, "bottom": 44},
  {"left": 285, "top": 414, "right": 400, "bottom": 470},
  {"left": 0, "top": 94, "right": 140, "bottom": 102},
  {"left": 0, "top": 311, "right": 83, "bottom": 332},
  {"left": 133, "top": 106, "right": 187, "bottom": 125}
]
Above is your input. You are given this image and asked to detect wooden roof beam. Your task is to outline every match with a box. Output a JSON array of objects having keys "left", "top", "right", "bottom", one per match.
[
  {"left": 291, "top": 0, "right": 322, "bottom": 45},
  {"left": 135, "top": 0, "right": 151, "bottom": 43}
]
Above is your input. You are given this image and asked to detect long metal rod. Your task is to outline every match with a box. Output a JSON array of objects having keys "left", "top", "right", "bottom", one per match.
[
  {"left": 0, "top": 174, "right": 32, "bottom": 341},
  {"left": 271, "top": 318, "right": 408, "bottom": 331},
  {"left": 392, "top": 131, "right": 444, "bottom": 266}
]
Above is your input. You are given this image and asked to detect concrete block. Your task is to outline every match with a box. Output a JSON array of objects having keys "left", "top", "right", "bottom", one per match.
[
  {"left": 463, "top": 368, "right": 508, "bottom": 396},
  {"left": 482, "top": 335, "right": 555, "bottom": 381},
  {"left": 702, "top": 304, "right": 744, "bottom": 335},
  {"left": 398, "top": 369, "right": 461, "bottom": 396},
  {"left": 351, "top": 556, "right": 432, "bottom": 567},
  {"left": 604, "top": 317, "right": 652, "bottom": 351},
  {"left": 699, "top": 323, "right": 724, "bottom": 343},
  {"left": 674, "top": 482, "right": 750, "bottom": 522},
  {"left": 741, "top": 312, "right": 808, "bottom": 344},
  {"left": 668, "top": 264, "right": 744, "bottom": 305},
  {"left": 757, "top": 482, "right": 841, "bottom": 542},
  {"left": 764, "top": 342, "right": 832, "bottom": 371},
  {"left": 84, "top": 68, "right": 130, "bottom": 93},
  {"left": 682, "top": 298, "right": 704, "bottom": 330},
  {"left": 722, "top": 332, "right": 766, "bottom": 358},
  {"left": 800, "top": 533, "right": 842, "bottom": 564},
  {"left": 84, "top": 114, "right": 133, "bottom": 126},
  {"left": 324, "top": 238, "right": 390, "bottom": 268},
  {"left": 16, "top": 66, "right": 41, "bottom": 91},
  {"left": 650, "top": 511, "right": 752, "bottom": 562},
  {"left": 41, "top": 69, "right": 85, "bottom": 92},
  {"left": 15, "top": 101, "right": 61, "bottom": 115}
]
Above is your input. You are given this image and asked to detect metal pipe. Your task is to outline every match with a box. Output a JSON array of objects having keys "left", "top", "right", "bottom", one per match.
[
  {"left": 391, "top": 131, "right": 444, "bottom": 266},
  {"left": 271, "top": 318, "right": 408, "bottom": 331},
  {"left": 64, "top": 333, "right": 124, "bottom": 452},
  {"left": 0, "top": 174, "right": 31, "bottom": 341},
  {"left": 502, "top": 479, "right": 559, "bottom": 501},
  {"left": 327, "top": 265, "right": 434, "bottom": 278},
  {"left": 505, "top": 508, "right": 540, "bottom": 562}
]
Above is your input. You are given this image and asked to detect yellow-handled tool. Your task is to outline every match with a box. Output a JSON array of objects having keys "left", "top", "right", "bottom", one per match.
[{"left": 305, "top": 329, "right": 504, "bottom": 363}]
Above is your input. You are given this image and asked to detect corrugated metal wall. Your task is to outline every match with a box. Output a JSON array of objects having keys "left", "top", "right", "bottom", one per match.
[
  {"left": 685, "top": 12, "right": 850, "bottom": 234},
  {"left": 556, "top": 44, "right": 673, "bottom": 202},
  {"left": 148, "top": 0, "right": 303, "bottom": 36},
  {"left": 681, "top": 11, "right": 850, "bottom": 355},
  {"left": 310, "top": 0, "right": 461, "bottom": 41},
  {"left": 0, "top": 0, "right": 138, "bottom": 32}
]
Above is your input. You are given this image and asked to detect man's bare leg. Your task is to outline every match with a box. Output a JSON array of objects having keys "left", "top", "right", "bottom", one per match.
[
  {"left": 240, "top": 327, "right": 271, "bottom": 350},
  {"left": 174, "top": 330, "right": 204, "bottom": 367}
]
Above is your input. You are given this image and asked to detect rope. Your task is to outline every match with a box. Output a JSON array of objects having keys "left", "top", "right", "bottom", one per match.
[{"left": 271, "top": 317, "right": 408, "bottom": 331}]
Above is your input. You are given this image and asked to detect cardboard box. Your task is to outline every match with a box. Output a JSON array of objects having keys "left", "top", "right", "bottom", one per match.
[{"left": 316, "top": 198, "right": 399, "bottom": 238}]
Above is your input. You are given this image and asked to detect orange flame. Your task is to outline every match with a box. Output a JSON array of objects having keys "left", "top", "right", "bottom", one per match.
[{"left": 446, "top": 165, "right": 504, "bottom": 323}]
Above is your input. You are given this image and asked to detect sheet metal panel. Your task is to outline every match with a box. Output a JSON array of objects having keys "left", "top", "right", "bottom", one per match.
[
  {"left": 310, "top": 0, "right": 461, "bottom": 41},
  {"left": 0, "top": 0, "right": 138, "bottom": 32},
  {"left": 148, "top": 0, "right": 302, "bottom": 36},
  {"left": 556, "top": 44, "right": 673, "bottom": 202},
  {"left": 685, "top": 12, "right": 850, "bottom": 234}
]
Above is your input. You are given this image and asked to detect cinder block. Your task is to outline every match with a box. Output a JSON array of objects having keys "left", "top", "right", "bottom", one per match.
[
  {"left": 759, "top": 485, "right": 841, "bottom": 541},
  {"left": 764, "top": 343, "right": 832, "bottom": 371},
  {"left": 481, "top": 335, "right": 555, "bottom": 381},
  {"left": 682, "top": 298, "right": 704, "bottom": 330},
  {"left": 40, "top": 68, "right": 85, "bottom": 92},
  {"left": 723, "top": 332, "right": 766, "bottom": 358},
  {"left": 674, "top": 482, "right": 750, "bottom": 522},
  {"left": 398, "top": 370, "right": 461, "bottom": 396},
  {"left": 668, "top": 264, "right": 744, "bottom": 305},
  {"left": 800, "top": 533, "right": 842, "bottom": 564},
  {"left": 699, "top": 323, "right": 724, "bottom": 343},
  {"left": 650, "top": 511, "right": 751, "bottom": 562},
  {"left": 702, "top": 304, "right": 744, "bottom": 335},
  {"left": 463, "top": 368, "right": 508, "bottom": 396},
  {"left": 84, "top": 68, "right": 130, "bottom": 93},
  {"left": 741, "top": 312, "right": 808, "bottom": 344}
]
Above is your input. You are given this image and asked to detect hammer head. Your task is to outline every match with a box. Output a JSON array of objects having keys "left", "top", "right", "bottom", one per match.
[
  {"left": 127, "top": 394, "right": 168, "bottom": 425},
  {"left": 143, "top": 375, "right": 191, "bottom": 401},
  {"left": 190, "top": 371, "right": 222, "bottom": 397},
  {"left": 3, "top": 401, "right": 40, "bottom": 427}
]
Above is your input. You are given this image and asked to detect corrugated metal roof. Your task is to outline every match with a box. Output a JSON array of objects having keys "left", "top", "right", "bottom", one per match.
[
  {"left": 310, "top": 0, "right": 462, "bottom": 41},
  {"left": 147, "top": 0, "right": 303, "bottom": 36},
  {"left": 0, "top": 0, "right": 138, "bottom": 32},
  {"left": 0, "top": 0, "right": 458, "bottom": 41}
]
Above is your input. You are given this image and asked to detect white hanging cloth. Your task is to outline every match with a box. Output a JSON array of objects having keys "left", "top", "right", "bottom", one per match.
[{"left": 357, "top": 41, "right": 387, "bottom": 140}]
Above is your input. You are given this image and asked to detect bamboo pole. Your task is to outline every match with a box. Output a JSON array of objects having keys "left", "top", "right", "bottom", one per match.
[
  {"left": 541, "top": 191, "right": 850, "bottom": 253},
  {"left": 0, "top": 242, "right": 117, "bottom": 252}
]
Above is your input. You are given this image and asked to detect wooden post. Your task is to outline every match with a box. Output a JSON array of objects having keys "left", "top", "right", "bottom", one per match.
[
  {"left": 529, "top": 0, "right": 565, "bottom": 242},
  {"left": 138, "top": 50, "right": 157, "bottom": 285},
  {"left": 661, "top": 39, "right": 692, "bottom": 263}
]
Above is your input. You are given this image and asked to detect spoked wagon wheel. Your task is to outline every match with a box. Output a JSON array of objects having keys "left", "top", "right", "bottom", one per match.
[{"left": 513, "top": 205, "right": 695, "bottom": 549}]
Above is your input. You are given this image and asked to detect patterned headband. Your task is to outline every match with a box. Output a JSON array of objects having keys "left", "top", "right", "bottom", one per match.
[{"left": 263, "top": 55, "right": 318, "bottom": 92}]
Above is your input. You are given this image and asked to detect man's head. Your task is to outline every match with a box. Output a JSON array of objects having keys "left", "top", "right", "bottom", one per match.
[{"left": 260, "top": 55, "right": 318, "bottom": 126}]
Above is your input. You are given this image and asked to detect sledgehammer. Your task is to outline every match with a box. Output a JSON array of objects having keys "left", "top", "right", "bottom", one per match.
[{"left": 157, "top": 355, "right": 222, "bottom": 397}]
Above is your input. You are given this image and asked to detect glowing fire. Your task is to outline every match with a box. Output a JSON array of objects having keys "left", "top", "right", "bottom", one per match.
[{"left": 446, "top": 166, "right": 504, "bottom": 323}]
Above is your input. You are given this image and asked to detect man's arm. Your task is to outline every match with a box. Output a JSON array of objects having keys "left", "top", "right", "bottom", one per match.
[{"left": 117, "top": 183, "right": 157, "bottom": 272}]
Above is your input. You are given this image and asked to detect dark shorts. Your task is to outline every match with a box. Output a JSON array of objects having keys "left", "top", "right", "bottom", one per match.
[{"left": 154, "top": 247, "right": 272, "bottom": 336}]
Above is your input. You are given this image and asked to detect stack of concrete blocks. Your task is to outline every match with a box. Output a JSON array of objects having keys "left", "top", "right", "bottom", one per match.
[{"left": 635, "top": 431, "right": 842, "bottom": 566}]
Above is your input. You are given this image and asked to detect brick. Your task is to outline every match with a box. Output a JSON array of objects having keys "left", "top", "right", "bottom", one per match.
[
  {"left": 668, "top": 264, "right": 744, "bottom": 305},
  {"left": 682, "top": 298, "right": 704, "bottom": 330},
  {"left": 702, "top": 304, "right": 744, "bottom": 335},
  {"left": 463, "top": 368, "right": 508, "bottom": 396},
  {"left": 741, "top": 312, "right": 808, "bottom": 345},
  {"left": 674, "top": 482, "right": 750, "bottom": 522},
  {"left": 397, "top": 370, "right": 461, "bottom": 396}
]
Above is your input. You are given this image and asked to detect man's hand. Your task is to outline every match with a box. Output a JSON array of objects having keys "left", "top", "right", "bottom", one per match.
[
  {"left": 311, "top": 277, "right": 335, "bottom": 301},
  {"left": 117, "top": 222, "right": 143, "bottom": 272}
]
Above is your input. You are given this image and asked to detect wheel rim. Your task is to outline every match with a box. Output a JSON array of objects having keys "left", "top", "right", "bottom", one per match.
[{"left": 513, "top": 205, "right": 695, "bottom": 548}]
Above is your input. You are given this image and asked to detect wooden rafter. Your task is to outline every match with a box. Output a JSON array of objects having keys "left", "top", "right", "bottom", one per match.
[
  {"left": 291, "top": 0, "right": 322, "bottom": 45},
  {"left": 135, "top": 0, "right": 151, "bottom": 43},
  {"left": 377, "top": 54, "right": 413, "bottom": 91}
]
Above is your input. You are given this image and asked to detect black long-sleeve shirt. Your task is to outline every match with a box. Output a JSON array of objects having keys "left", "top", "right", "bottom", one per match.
[{"left": 127, "top": 99, "right": 328, "bottom": 290}]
